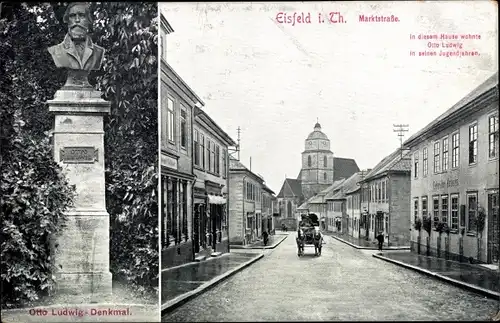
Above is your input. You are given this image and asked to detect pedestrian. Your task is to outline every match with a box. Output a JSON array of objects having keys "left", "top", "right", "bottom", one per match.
[
  {"left": 262, "top": 230, "right": 269, "bottom": 246},
  {"left": 376, "top": 231, "right": 384, "bottom": 252}
]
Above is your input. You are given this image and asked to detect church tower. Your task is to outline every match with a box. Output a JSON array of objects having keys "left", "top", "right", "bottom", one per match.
[{"left": 300, "top": 122, "right": 334, "bottom": 200}]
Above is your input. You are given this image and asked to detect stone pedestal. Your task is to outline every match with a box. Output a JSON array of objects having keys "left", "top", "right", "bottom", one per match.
[{"left": 48, "top": 86, "right": 112, "bottom": 297}]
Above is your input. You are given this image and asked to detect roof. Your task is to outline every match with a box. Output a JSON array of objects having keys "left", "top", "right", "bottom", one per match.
[
  {"left": 297, "top": 195, "right": 316, "bottom": 209},
  {"left": 404, "top": 71, "right": 498, "bottom": 147},
  {"left": 277, "top": 178, "right": 303, "bottom": 198},
  {"left": 306, "top": 122, "right": 329, "bottom": 140},
  {"left": 333, "top": 157, "right": 360, "bottom": 181},
  {"left": 162, "top": 61, "right": 205, "bottom": 107},
  {"left": 160, "top": 14, "right": 174, "bottom": 34},
  {"left": 262, "top": 183, "right": 276, "bottom": 195},
  {"left": 307, "top": 194, "right": 325, "bottom": 204},
  {"left": 326, "top": 172, "right": 364, "bottom": 200},
  {"left": 229, "top": 157, "right": 264, "bottom": 182},
  {"left": 361, "top": 148, "right": 411, "bottom": 182},
  {"left": 194, "top": 107, "right": 237, "bottom": 146},
  {"left": 321, "top": 178, "right": 346, "bottom": 195}
]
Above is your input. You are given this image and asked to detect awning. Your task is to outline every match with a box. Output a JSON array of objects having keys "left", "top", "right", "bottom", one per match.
[{"left": 208, "top": 194, "right": 226, "bottom": 205}]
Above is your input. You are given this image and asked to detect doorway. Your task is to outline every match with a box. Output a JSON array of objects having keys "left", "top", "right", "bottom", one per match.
[
  {"left": 487, "top": 191, "right": 499, "bottom": 264},
  {"left": 375, "top": 212, "right": 384, "bottom": 235}
]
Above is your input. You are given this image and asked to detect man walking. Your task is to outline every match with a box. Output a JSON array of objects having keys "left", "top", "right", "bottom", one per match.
[{"left": 376, "top": 231, "right": 384, "bottom": 252}]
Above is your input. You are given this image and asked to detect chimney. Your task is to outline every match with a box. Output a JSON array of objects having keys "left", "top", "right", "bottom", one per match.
[{"left": 250, "top": 156, "right": 252, "bottom": 171}]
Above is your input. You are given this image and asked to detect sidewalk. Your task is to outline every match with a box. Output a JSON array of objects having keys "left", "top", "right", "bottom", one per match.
[
  {"left": 374, "top": 251, "right": 500, "bottom": 299},
  {"left": 230, "top": 233, "right": 288, "bottom": 250},
  {"left": 328, "top": 232, "right": 410, "bottom": 250},
  {"left": 161, "top": 252, "right": 263, "bottom": 313}
]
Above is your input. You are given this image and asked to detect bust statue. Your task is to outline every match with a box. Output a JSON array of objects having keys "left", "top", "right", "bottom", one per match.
[{"left": 48, "top": 2, "right": 105, "bottom": 88}]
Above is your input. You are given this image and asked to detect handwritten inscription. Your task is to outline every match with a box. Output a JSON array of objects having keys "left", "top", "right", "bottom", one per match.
[
  {"left": 433, "top": 178, "right": 459, "bottom": 190},
  {"left": 60, "top": 147, "right": 98, "bottom": 164}
]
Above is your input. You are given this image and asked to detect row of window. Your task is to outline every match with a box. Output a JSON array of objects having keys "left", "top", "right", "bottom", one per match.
[
  {"left": 279, "top": 200, "right": 294, "bottom": 218},
  {"left": 307, "top": 155, "right": 328, "bottom": 168},
  {"left": 163, "top": 96, "right": 189, "bottom": 149},
  {"left": 413, "top": 193, "right": 477, "bottom": 232},
  {"left": 245, "top": 181, "right": 261, "bottom": 202},
  {"left": 262, "top": 194, "right": 272, "bottom": 209},
  {"left": 413, "top": 114, "right": 498, "bottom": 178},
  {"left": 161, "top": 176, "right": 189, "bottom": 247},
  {"left": 347, "top": 194, "right": 360, "bottom": 210},
  {"left": 193, "top": 129, "right": 227, "bottom": 177},
  {"left": 361, "top": 179, "right": 389, "bottom": 203},
  {"left": 327, "top": 201, "right": 343, "bottom": 212}
]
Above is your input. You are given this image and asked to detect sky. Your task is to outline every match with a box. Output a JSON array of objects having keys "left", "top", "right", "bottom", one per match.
[{"left": 161, "top": 1, "right": 498, "bottom": 194}]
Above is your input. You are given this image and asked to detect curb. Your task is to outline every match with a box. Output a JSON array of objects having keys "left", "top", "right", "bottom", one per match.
[
  {"left": 230, "top": 235, "right": 288, "bottom": 250},
  {"left": 373, "top": 253, "right": 500, "bottom": 299},
  {"left": 161, "top": 253, "right": 264, "bottom": 314},
  {"left": 330, "top": 235, "right": 410, "bottom": 250},
  {"left": 161, "top": 253, "right": 230, "bottom": 273}
]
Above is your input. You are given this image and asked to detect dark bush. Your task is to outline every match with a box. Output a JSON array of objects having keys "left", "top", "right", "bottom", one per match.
[
  {"left": 1, "top": 116, "right": 76, "bottom": 309},
  {"left": 413, "top": 217, "right": 422, "bottom": 231},
  {"left": 422, "top": 214, "right": 432, "bottom": 236}
]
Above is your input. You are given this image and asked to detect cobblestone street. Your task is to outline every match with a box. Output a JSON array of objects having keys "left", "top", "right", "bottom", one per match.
[{"left": 163, "top": 234, "right": 498, "bottom": 321}]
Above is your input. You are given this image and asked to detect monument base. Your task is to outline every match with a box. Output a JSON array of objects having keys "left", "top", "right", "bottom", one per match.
[
  {"left": 54, "top": 213, "right": 113, "bottom": 298},
  {"left": 55, "top": 271, "right": 113, "bottom": 296}
]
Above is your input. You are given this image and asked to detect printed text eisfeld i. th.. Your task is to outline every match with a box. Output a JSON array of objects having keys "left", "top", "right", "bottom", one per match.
[{"left": 275, "top": 12, "right": 401, "bottom": 26}]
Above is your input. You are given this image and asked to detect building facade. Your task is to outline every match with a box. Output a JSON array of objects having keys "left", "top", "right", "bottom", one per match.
[
  {"left": 228, "top": 157, "right": 265, "bottom": 245},
  {"left": 262, "top": 184, "right": 276, "bottom": 234},
  {"left": 192, "top": 107, "right": 236, "bottom": 259},
  {"left": 359, "top": 149, "right": 412, "bottom": 245},
  {"left": 346, "top": 185, "right": 362, "bottom": 238},
  {"left": 404, "top": 72, "right": 499, "bottom": 264},
  {"left": 324, "top": 179, "right": 346, "bottom": 232},
  {"left": 160, "top": 16, "right": 204, "bottom": 269}
]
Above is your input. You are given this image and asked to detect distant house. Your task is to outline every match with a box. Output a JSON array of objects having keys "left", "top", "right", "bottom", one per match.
[
  {"left": 359, "top": 148, "right": 412, "bottom": 246},
  {"left": 228, "top": 157, "right": 275, "bottom": 245}
]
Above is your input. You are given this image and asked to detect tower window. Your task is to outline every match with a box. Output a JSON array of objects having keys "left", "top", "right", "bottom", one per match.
[
  {"left": 323, "top": 156, "right": 327, "bottom": 167},
  {"left": 323, "top": 172, "right": 327, "bottom": 180},
  {"left": 308, "top": 155, "right": 312, "bottom": 167}
]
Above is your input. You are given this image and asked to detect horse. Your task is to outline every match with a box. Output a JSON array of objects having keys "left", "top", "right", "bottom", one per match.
[
  {"left": 313, "top": 229, "right": 323, "bottom": 256},
  {"left": 296, "top": 229, "right": 305, "bottom": 256}
]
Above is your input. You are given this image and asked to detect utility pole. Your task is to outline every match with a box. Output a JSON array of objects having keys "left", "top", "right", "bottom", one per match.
[
  {"left": 237, "top": 126, "right": 241, "bottom": 161},
  {"left": 228, "top": 126, "right": 241, "bottom": 161},
  {"left": 393, "top": 124, "right": 409, "bottom": 158}
]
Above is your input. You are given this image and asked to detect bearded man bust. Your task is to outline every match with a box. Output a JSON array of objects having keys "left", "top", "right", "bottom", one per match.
[{"left": 48, "top": 2, "right": 105, "bottom": 72}]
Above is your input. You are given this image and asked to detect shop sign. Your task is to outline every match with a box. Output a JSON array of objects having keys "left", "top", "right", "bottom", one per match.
[
  {"left": 432, "top": 178, "right": 459, "bottom": 190},
  {"left": 161, "top": 154, "right": 178, "bottom": 170}
]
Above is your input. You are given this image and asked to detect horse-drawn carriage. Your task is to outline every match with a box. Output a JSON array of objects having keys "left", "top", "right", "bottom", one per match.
[{"left": 296, "top": 214, "right": 324, "bottom": 257}]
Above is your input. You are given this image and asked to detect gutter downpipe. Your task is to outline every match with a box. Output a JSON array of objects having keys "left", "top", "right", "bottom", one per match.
[
  {"left": 226, "top": 156, "right": 230, "bottom": 253},
  {"left": 242, "top": 175, "right": 247, "bottom": 245}
]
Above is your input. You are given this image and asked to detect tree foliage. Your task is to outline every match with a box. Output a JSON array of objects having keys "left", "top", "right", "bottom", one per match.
[
  {"left": 1, "top": 115, "right": 76, "bottom": 308},
  {"left": 0, "top": 2, "right": 158, "bottom": 307}
]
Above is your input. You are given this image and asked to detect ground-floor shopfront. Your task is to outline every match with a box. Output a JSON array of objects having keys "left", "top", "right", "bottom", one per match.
[
  {"left": 193, "top": 182, "right": 229, "bottom": 259},
  {"left": 411, "top": 187, "right": 499, "bottom": 264},
  {"left": 261, "top": 214, "right": 274, "bottom": 234},
  {"left": 161, "top": 170, "right": 195, "bottom": 269}
]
